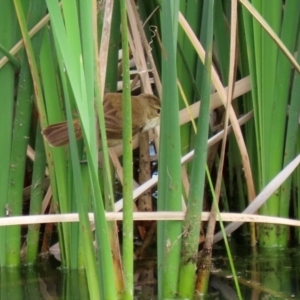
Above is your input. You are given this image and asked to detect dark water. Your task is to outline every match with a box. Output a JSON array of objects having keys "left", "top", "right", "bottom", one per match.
[
  {"left": 208, "top": 244, "right": 300, "bottom": 299},
  {"left": 1, "top": 246, "right": 300, "bottom": 299}
]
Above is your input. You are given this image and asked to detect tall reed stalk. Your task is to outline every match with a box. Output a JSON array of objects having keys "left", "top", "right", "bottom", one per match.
[
  {"left": 157, "top": 1, "right": 182, "bottom": 298},
  {"left": 178, "top": 1, "right": 214, "bottom": 297}
]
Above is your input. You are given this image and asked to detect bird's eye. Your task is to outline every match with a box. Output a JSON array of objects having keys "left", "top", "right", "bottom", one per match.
[{"left": 157, "top": 109, "right": 161, "bottom": 114}]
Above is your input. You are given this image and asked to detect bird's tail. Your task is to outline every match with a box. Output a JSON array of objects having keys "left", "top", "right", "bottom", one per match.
[{"left": 42, "top": 119, "right": 82, "bottom": 147}]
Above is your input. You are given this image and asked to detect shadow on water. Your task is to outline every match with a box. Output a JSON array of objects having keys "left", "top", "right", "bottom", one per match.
[{"left": 1, "top": 245, "right": 300, "bottom": 299}]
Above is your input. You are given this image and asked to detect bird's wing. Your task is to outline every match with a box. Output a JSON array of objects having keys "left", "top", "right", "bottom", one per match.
[
  {"left": 103, "top": 95, "right": 145, "bottom": 140},
  {"left": 103, "top": 98, "right": 123, "bottom": 140}
]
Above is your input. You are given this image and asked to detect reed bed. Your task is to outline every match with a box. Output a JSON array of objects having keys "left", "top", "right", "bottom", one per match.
[{"left": 0, "top": 0, "right": 300, "bottom": 299}]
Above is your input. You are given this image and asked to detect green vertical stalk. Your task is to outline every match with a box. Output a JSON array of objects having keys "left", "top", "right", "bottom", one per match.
[
  {"left": 194, "top": 0, "right": 211, "bottom": 114},
  {"left": 280, "top": 53, "right": 300, "bottom": 214},
  {"left": 279, "top": 20, "right": 300, "bottom": 233},
  {"left": 177, "top": 1, "right": 202, "bottom": 154},
  {"left": 239, "top": 5, "right": 260, "bottom": 191},
  {"left": 69, "top": 163, "right": 79, "bottom": 270},
  {"left": 63, "top": 90, "right": 101, "bottom": 299},
  {"left": 0, "top": 0, "right": 18, "bottom": 266},
  {"left": 271, "top": 1, "right": 300, "bottom": 246},
  {"left": 78, "top": 0, "right": 97, "bottom": 159},
  {"left": 229, "top": 136, "right": 247, "bottom": 213},
  {"left": 178, "top": 0, "right": 214, "bottom": 298},
  {"left": 213, "top": 0, "right": 230, "bottom": 84},
  {"left": 26, "top": 124, "right": 46, "bottom": 264},
  {"left": 58, "top": 43, "right": 101, "bottom": 295},
  {"left": 97, "top": 1, "right": 124, "bottom": 293},
  {"left": 40, "top": 30, "right": 70, "bottom": 266},
  {"left": 265, "top": 0, "right": 299, "bottom": 192},
  {"left": 120, "top": 0, "right": 133, "bottom": 298},
  {"left": 7, "top": 0, "right": 45, "bottom": 266},
  {"left": 296, "top": 137, "right": 300, "bottom": 243},
  {"left": 55, "top": 43, "right": 101, "bottom": 296},
  {"left": 259, "top": 0, "right": 300, "bottom": 247},
  {"left": 157, "top": 1, "right": 182, "bottom": 299},
  {"left": 260, "top": 1, "right": 281, "bottom": 172},
  {"left": 13, "top": 7, "right": 53, "bottom": 268},
  {"left": 5, "top": 269, "right": 22, "bottom": 299},
  {"left": 75, "top": 163, "right": 91, "bottom": 269},
  {"left": 105, "top": 0, "right": 120, "bottom": 92},
  {"left": 250, "top": 0, "right": 263, "bottom": 184}
]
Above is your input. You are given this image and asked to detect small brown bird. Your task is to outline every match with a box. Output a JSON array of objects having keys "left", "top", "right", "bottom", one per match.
[{"left": 42, "top": 93, "right": 161, "bottom": 147}]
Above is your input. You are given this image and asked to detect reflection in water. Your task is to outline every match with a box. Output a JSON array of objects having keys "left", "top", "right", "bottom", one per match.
[
  {"left": 0, "top": 257, "right": 89, "bottom": 300},
  {"left": 1, "top": 246, "right": 300, "bottom": 299},
  {"left": 209, "top": 245, "right": 299, "bottom": 299}
]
